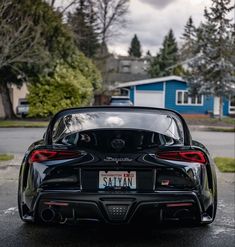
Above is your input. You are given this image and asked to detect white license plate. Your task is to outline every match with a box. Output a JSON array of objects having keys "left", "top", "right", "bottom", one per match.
[{"left": 99, "top": 171, "right": 136, "bottom": 189}]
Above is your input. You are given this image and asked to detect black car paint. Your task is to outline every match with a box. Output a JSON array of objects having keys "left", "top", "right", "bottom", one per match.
[{"left": 18, "top": 107, "right": 217, "bottom": 225}]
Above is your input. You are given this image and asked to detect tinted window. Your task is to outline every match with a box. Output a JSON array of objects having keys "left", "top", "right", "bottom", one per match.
[{"left": 52, "top": 110, "right": 184, "bottom": 144}]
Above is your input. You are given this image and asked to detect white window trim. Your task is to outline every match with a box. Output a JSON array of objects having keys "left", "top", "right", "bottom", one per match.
[
  {"left": 162, "top": 82, "right": 166, "bottom": 108},
  {"left": 229, "top": 96, "right": 235, "bottom": 114},
  {"left": 121, "top": 88, "right": 130, "bottom": 97},
  {"left": 176, "top": 90, "right": 204, "bottom": 106}
]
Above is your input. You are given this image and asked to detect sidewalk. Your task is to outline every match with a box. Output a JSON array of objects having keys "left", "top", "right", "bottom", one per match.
[
  {"left": 215, "top": 166, "right": 235, "bottom": 184},
  {"left": 0, "top": 154, "right": 23, "bottom": 169}
]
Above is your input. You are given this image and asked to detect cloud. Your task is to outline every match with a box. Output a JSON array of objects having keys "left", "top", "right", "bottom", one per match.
[
  {"left": 109, "top": 0, "right": 212, "bottom": 55},
  {"left": 142, "top": 0, "right": 178, "bottom": 10}
]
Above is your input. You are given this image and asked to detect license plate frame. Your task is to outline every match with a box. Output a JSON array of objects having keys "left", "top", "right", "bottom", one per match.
[{"left": 99, "top": 171, "right": 136, "bottom": 190}]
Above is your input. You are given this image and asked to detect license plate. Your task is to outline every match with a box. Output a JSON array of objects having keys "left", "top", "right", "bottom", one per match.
[{"left": 99, "top": 171, "right": 136, "bottom": 189}]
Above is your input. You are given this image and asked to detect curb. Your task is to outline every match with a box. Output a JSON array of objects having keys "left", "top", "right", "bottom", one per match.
[
  {"left": 215, "top": 166, "right": 235, "bottom": 184},
  {"left": 0, "top": 155, "right": 22, "bottom": 169}
]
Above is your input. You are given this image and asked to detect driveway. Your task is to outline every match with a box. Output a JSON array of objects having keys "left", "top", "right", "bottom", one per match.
[
  {"left": 0, "top": 128, "right": 234, "bottom": 246},
  {"left": 0, "top": 165, "right": 234, "bottom": 247}
]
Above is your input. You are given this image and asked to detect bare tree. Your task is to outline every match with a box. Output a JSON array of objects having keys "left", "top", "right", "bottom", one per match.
[
  {"left": 46, "top": 0, "right": 79, "bottom": 14},
  {"left": 0, "top": 0, "right": 47, "bottom": 119},
  {"left": 47, "top": 0, "right": 129, "bottom": 46},
  {"left": 94, "top": 0, "right": 129, "bottom": 46}
]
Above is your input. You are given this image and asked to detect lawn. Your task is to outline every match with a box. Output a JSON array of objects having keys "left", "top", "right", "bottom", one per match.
[
  {"left": 0, "top": 120, "right": 48, "bottom": 128},
  {"left": 214, "top": 157, "right": 235, "bottom": 173},
  {"left": 0, "top": 154, "right": 14, "bottom": 162},
  {"left": 185, "top": 116, "right": 235, "bottom": 127}
]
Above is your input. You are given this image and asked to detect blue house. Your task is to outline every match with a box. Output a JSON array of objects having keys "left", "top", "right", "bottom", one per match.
[{"left": 116, "top": 76, "right": 235, "bottom": 116}]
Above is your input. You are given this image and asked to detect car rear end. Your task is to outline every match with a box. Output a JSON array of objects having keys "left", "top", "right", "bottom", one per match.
[
  {"left": 18, "top": 107, "right": 217, "bottom": 226},
  {"left": 109, "top": 96, "right": 133, "bottom": 106},
  {"left": 16, "top": 99, "right": 29, "bottom": 118}
]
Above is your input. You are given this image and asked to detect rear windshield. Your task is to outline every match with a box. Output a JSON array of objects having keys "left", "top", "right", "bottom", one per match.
[{"left": 52, "top": 110, "right": 184, "bottom": 143}]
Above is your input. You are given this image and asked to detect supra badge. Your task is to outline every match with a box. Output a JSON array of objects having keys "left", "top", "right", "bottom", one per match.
[{"left": 104, "top": 157, "right": 133, "bottom": 162}]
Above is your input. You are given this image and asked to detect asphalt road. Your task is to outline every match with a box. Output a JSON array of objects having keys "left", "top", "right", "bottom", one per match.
[
  {"left": 0, "top": 128, "right": 234, "bottom": 157},
  {"left": 0, "top": 166, "right": 234, "bottom": 247},
  {"left": 0, "top": 128, "right": 234, "bottom": 247}
]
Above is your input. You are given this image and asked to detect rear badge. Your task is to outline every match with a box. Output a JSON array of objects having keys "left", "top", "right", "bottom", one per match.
[
  {"left": 111, "top": 138, "right": 125, "bottom": 150},
  {"left": 104, "top": 157, "right": 133, "bottom": 162}
]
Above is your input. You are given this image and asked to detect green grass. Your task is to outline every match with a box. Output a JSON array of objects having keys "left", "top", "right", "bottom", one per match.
[
  {"left": 0, "top": 154, "right": 14, "bottom": 162},
  {"left": 208, "top": 127, "right": 235, "bottom": 132},
  {"left": 185, "top": 117, "right": 235, "bottom": 126},
  {"left": 222, "top": 117, "right": 235, "bottom": 125},
  {"left": 0, "top": 120, "right": 48, "bottom": 128},
  {"left": 214, "top": 157, "right": 235, "bottom": 173},
  {"left": 208, "top": 117, "right": 235, "bottom": 126}
]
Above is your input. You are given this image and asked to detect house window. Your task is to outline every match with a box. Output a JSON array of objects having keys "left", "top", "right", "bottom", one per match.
[
  {"left": 121, "top": 65, "right": 130, "bottom": 73},
  {"left": 176, "top": 90, "right": 203, "bottom": 105},
  {"left": 229, "top": 96, "right": 235, "bottom": 113}
]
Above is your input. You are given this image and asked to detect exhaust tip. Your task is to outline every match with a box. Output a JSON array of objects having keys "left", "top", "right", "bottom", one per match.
[
  {"left": 173, "top": 208, "right": 191, "bottom": 219},
  {"left": 41, "top": 208, "right": 56, "bottom": 223}
]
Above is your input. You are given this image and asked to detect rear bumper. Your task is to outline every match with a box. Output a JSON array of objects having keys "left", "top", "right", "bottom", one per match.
[{"left": 26, "top": 190, "right": 213, "bottom": 225}]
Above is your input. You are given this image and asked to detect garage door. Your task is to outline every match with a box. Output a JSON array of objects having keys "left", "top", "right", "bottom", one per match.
[{"left": 135, "top": 90, "right": 164, "bottom": 108}]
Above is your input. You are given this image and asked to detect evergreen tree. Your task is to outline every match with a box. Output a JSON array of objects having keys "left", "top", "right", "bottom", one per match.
[
  {"left": 67, "top": 0, "right": 99, "bottom": 58},
  {"left": 128, "top": 34, "right": 142, "bottom": 57},
  {"left": 180, "top": 16, "right": 197, "bottom": 61},
  {"left": 186, "top": 0, "right": 235, "bottom": 118},
  {"left": 0, "top": 0, "right": 101, "bottom": 119},
  {"left": 146, "top": 50, "right": 152, "bottom": 57},
  {"left": 149, "top": 29, "right": 182, "bottom": 77}
]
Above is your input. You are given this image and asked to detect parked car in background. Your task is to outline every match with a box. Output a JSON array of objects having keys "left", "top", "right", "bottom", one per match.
[
  {"left": 18, "top": 106, "right": 217, "bottom": 226},
  {"left": 16, "top": 99, "right": 29, "bottom": 118},
  {"left": 110, "top": 96, "right": 133, "bottom": 106}
]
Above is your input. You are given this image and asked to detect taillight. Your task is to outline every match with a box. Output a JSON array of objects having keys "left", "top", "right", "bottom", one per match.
[
  {"left": 28, "top": 149, "right": 82, "bottom": 164},
  {"left": 156, "top": 150, "right": 207, "bottom": 164}
]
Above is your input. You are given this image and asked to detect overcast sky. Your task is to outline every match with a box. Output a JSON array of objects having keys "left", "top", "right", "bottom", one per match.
[
  {"left": 109, "top": 0, "right": 213, "bottom": 56},
  {"left": 56, "top": 0, "right": 234, "bottom": 56}
]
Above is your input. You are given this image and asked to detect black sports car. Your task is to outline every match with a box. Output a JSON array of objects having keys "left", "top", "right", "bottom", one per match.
[{"left": 18, "top": 107, "right": 217, "bottom": 226}]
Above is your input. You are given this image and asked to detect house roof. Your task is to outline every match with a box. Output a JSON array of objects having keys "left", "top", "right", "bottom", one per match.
[{"left": 116, "top": 75, "right": 185, "bottom": 88}]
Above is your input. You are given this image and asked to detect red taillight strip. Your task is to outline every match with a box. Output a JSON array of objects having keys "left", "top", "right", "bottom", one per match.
[
  {"left": 166, "top": 203, "right": 193, "bottom": 208},
  {"left": 28, "top": 149, "right": 82, "bottom": 164},
  {"left": 44, "top": 201, "right": 69, "bottom": 207},
  {"left": 156, "top": 150, "right": 207, "bottom": 164}
]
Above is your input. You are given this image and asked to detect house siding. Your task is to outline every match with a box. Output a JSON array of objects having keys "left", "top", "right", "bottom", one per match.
[
  {"left": 125, "top": 79, "right": 229, "bottom": 116},
  {"left": 165, "top": 80, "right": 214, "bottom": 114},
  {"left": 223, "top": 98, "right": 229, "bottom": 116},
  {"left": 136, "top": 82, "right": 164, "bottom": 91},
  {"left": 130, "top": 86, "right": 135, "bottom": 103}
]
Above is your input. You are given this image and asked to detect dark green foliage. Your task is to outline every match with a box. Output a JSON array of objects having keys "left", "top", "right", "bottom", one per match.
[
  {"left": 185, "top": 1, "right": 234, "bottom": 96},
  {"left": 0, "top": 0, "right": 102, "bottom": 118},
  {"left": 67, "top": 0, "right": 99, "bottom": 58},
  {"left": 182, "top": 0, "right": 235, "bottom": 118},
  {"left": 149, "top": 29, "right": 183, "bottom": 77},
  {"left": 28, "top": 52, "right": 102, "bottom": 117},
  {"left": 128, "top": 34, "right": 142, "bottom": 58},
  {"left": 146, "top": 50, "right": 152, "bottom": 56}
]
